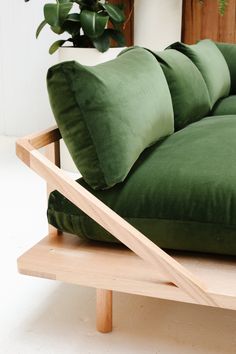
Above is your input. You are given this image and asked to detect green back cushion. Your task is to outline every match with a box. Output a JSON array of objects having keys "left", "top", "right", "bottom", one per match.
[
  {"left": 216, "top": 42, "right": 236, "bottom": 94},
  {"left": 48, "top": 115, "right": 236, "bottom": 256},
  {"left": 152, "top": 49, "right": 211, "bottom": 130},
  {"left": 212, "top": 95, "right": 236, "bottom": 116},
  {"left": 170, "top": 39, "right": 231, "bottom": 107},
  {"left": 47, "top": 48, "right": 174, "bottom": 190}
]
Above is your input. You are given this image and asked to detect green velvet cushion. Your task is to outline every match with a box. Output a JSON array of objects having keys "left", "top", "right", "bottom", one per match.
[
  {"left": 212, "top": 95, "right": 236, "bottom": 116},
  {"left": 170, "top": 39, "right": 231, "bottom": 108},
  {"left": 216, "top": 42, "right": 236, "bottom": 94},
  {"left": 151, "top": 49, "right": 211, "bottom": 130},
  {"left": 48, "top": 115, "right": 236, "bottom": 256},
  {"left": 47, "top": 47, "right": 174, "bottom": 190}
]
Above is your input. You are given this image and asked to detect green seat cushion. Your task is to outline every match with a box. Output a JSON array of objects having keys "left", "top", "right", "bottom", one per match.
[
  {"left": 47, "top": 47, "right": 174, "bottom": 190},
  {"left": 48, "top": 115, "right": 236, "bottom": 256},
  {"left": 212, "top": 95, "right": 236, "bottom": 116},
  {"left": 216, "top": 42, "right": 236, "bottom": 94},
  {"left": 170, "top": 39, "right": 231, "bottom": 108},
  {"left": 151, "top": 49, "right": 211, "bottom": 130}
]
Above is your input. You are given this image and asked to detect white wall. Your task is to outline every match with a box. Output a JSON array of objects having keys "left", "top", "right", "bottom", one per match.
[
  {"left": 0, "top": 0, "right": 183, "bottom": 137},
  {"left": 0, "top": 11, "right": 4, "bottom": 135},
  {"left": 0, "top": 1, "right": 57, "bottom": 136},
  {"left": 134, "top": 0, "right": 183, "bottom": 50}
]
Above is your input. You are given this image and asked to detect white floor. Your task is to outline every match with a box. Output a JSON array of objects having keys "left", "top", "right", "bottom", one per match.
[{"left": 1, "top": 136, "right": 236, "bottom": 354}]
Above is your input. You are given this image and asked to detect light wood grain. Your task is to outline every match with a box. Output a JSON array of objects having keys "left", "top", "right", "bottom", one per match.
[
  {"left": 16, "top": 126, "right": 220, "bottom": 307},
  {"left": 45, "top": 142, "right": 61, "bottom": 236},
  {"left": 29, "top": 125, "right": 61, "bottom": 150},
  {"left": 182, "top": 0, "right": 236, "bottom": 44},
  {"left": 17, "top": 234, "right": 236, "bottom": 310},
  {"left": 96, "top": 289, "right": 113, "bottom": 333}
]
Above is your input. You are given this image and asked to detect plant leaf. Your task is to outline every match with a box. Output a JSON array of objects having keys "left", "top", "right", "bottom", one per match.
[
  {"left": 36, "top": 19, "right": 47, "bottom": 38},
  {"left": 80, "top": 10, "right": 108, "bottom": 38},
  {"left": 44, "top": 2, "right": 73, "bottom": 27},
  {"left": 58, "top": 2, "right": 73, "bottom": 22},
  {"left": 67, "top": 13, "right": 80, "bottom": 22},
  {"left": 109, "top": 18, "right": 122, "bottom": 30},
  {"left": 76, "top": 0, "right": 98, "bottom": 9},
  {"left": 51, "top": 25, "right": 65, "bottom": 34},
  {"left": 92, "top": 31, "right": 110, "bottom": 52},
  {"left": 101, "top": 3, "right": 125, "bottom": 23},
  {"left": 44, "top": 4, "right": 59, "bottom": 26},
  {"left": 107, "top": 29, "right": 125, "bottom": 47},
  {"left": 49, "top": 39, "right": 67, "bottom": 54},
  {"left": 218, "top": 0, "right": 228, "bottom": 15},
  {"left": 63, "top": 20, "right": 81, "bottom": 36}
]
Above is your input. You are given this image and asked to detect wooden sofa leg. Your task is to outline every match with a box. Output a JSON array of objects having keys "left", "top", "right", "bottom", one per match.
[{"left": 96, "top": 289, "right": 113, "bottom": 333}]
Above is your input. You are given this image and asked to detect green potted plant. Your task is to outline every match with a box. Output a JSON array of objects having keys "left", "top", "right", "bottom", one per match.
[{"left": 25, "top": 0, "right": 127, "bottom": 55}]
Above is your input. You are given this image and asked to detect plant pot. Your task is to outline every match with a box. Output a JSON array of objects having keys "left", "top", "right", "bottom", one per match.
[
  {"left": 58, "top": 47, "right": 125, "bottom": 173},
  {"left": 58, "top": 46, "right": 124, "bottom": 66}
]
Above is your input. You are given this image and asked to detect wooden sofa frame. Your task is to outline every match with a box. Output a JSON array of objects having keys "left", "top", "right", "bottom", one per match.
[{"left": 16, "top": 126, "right": 236, "bottom": 333}]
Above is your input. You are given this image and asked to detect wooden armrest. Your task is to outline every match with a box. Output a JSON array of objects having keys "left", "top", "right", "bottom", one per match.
[
  {"left": 16, "top": 126, "right": 61, "bottom": 165},
  {"left": 28, "top": 125, "right": 61, "bottom": 149},
  {"left": 16, "top": 126, "right": 218, "bottom": 307}
]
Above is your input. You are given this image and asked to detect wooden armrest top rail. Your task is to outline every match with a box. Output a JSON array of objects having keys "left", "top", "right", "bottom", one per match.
[
  {"left": 16, "top": 126, "right": 218, "bottom": 307},
  {"left": 20, "top": 125, "right": 61, "bottom": 150},
  {"left": 28, "top": 125, "right": 61, "bottom": 149}
]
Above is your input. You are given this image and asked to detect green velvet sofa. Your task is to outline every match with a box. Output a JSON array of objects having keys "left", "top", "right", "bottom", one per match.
[
  {"left": 16, "top": 39, "right": 236, "bottom": 332},
  {"left": 46, "top": 39, "right": 236, "bottom": 257}
]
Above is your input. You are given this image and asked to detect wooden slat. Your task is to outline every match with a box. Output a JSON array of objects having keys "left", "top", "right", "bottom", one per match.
[
  {"left": 219, "top": 0, "right": 236, "bottom": 42},
  {"left": 182, "top": 0, "right": 202, "bottom": 44},
  {"left": 16, "top": 130, "right": 218, "bottom": 307},
  {"left": 17, "top": 234, "right": 236, "bottom": 310},
  {"left": 182, "top": 0, "right": 236, "bottom": 44}
]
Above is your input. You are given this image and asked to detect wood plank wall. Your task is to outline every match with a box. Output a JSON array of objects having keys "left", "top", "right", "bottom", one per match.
[
  {"left": 182, "top": 0, "right": 236, "bottom": 44},
  {"left": 110, "top": 0, "right": 134, "bottom": 46}
]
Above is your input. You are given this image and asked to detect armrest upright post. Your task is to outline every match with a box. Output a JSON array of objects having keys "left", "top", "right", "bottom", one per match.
[{"left": 45, "top": 141, "right": 61, "bottom": 237}]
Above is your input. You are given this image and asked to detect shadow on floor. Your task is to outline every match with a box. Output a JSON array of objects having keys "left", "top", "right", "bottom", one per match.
[{"left": 18, "top": 282, "right": 236, "bottom": 354}]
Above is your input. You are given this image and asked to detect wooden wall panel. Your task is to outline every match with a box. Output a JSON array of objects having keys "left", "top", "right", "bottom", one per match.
[{"left": 182, "top": 0, "right": 236, "bottom": 44}]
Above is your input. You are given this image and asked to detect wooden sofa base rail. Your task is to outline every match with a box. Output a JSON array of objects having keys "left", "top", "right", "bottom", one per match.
[
  {"left": 17, "top": 233, "right": 236, "bottom": 333},
  {"left": 16, "top": 126, "right": 236, "bottom": 333}
]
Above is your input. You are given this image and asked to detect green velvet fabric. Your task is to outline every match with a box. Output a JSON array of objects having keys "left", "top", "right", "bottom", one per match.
[
  {"left": 170, "top": 39, "right": 231, "bottom": 108},
  {"left": 151, "top": 49, "right": 211, "bottom": 130},
  {"left": 212, "top": 95, "right": 236, "bottom": 116},
  {"left": 216, "top": 42, "right": 236, "bottom": 94},
  {"left": 47, "top": 47, "right": 174, "bottom": 190},
  {"left": 48, "top": 115, "right": 236, "bottom": 256}
]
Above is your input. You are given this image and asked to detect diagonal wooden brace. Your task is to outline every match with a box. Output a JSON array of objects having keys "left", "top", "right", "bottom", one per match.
[{"left": 16, "top": 126, "right": 219, "bottom": 307}]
